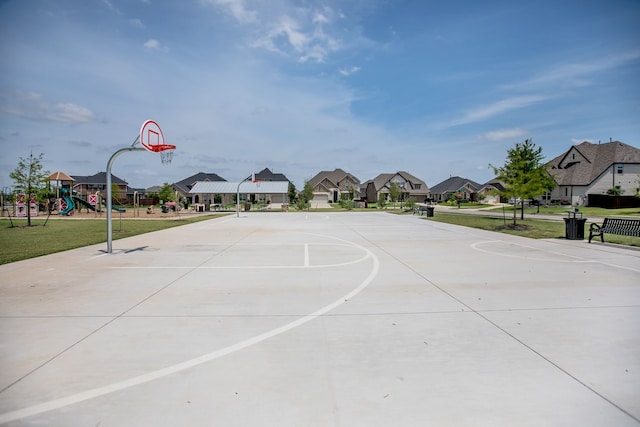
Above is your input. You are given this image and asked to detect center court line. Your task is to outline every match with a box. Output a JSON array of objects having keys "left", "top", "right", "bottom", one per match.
[{"left": 0, "top": 236, "right": 380, "bottom": 424}]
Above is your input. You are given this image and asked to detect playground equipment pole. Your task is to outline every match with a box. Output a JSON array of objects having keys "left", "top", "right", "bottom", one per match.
[{"left": 106, "top": 145, "right": 145, "bottom": 253}]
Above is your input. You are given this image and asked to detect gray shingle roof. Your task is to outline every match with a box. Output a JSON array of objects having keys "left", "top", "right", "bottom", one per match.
[
  {"left": 430, "top": 176, "right": 482, "bottom": 193},
  {"left": 72, "top": 172, "right": 127, "bottom": 185},
  {"left": 547, "top": 141, "right": 640, "bottom": 185},
  {"left": 309, "top": 168, "right": 360, "bottom": 188}
]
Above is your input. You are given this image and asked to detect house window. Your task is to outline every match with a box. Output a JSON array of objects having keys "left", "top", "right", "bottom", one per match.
[
  {"left": 617, "top": 164, "right": 623, "bottom": 174},
  {"left": 565, "top": 188, "right": 568, "bottom": 196},
  {"left": 542, "top": 191, "right": 551, "bottom": 201},
  {"left": 414, "top": 184, "right": 421, "bottom": 189}
]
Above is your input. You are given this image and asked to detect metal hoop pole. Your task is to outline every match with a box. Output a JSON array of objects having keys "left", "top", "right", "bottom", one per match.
[{"left": 106, "top": 146, "right": 146, "bottom": 253}]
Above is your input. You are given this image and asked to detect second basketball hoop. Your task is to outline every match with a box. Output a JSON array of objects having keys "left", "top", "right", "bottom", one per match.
[{"left": 140, "top": 119, "right": 176, "bottom": 165}]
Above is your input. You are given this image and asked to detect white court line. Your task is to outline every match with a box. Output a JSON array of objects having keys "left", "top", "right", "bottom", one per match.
[
  {"left": 471, "top": 240, "right": 640, "bottom": 272},
  {"left": 110, "top": 243, "right": 369, "bottom": 270},
  {"left": 471, "top": 240, "right": 593, "bottom": 263},
  {"left": 0, "top": 236, "right": 379, "bottom": 424}
]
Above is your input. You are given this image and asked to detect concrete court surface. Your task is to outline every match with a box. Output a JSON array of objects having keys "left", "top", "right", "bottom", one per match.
[{"left": 0, "top": 212, "right": 639, "bottom": 426}]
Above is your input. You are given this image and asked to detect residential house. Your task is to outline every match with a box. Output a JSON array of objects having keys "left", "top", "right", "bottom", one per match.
[
  {"left": 429, "top": 176, "right": 483, "bottom": 203},
  {"left": 308, "top": 168, "right": 361, "bottom": 203},
  {"left": 173, "top": 172, "right": 226, "bottom": 205},
  {"left": 251, "top": 168, "right": 291, "bottom": 204},
  {"left": 72, "top": 172, "right": 128, "bottom": 203},
  {"left": 546, "top": 141, "right": 640, "bottom": 206},
  {"left": 361, "top": 171, "right": 429, "bottom": 204},
  {"left": 478, "top": 179, "right": 506, "bottom": 204}
]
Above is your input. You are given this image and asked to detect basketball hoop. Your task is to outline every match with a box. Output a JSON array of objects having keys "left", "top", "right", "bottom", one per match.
[{"left": 149, "top": 144, "right": 176, "bottom": 165}]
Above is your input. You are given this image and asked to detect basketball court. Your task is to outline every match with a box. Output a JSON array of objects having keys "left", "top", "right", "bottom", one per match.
[{"left": 0, "top": 212, "right": 639, "bottom": 426}]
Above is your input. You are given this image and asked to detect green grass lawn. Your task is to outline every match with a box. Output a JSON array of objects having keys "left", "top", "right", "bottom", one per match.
[
  {"left": 0, "top": 214, "right": 228, "bottom": 264},
  {"left": 425, "top": 212, "right": 640, "bottom": 247},
  {"left": 488, "top": 205, "right": 640, "bottom": 217}
]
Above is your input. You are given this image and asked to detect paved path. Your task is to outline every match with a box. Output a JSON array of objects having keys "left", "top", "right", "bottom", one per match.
[{"left": 1, "top": 212, "right": 639, "bottom": 426}]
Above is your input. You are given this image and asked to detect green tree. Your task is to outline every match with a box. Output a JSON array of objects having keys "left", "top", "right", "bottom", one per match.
[
  {"left": 288, "top": 182, "right": 297, "bottom": 203},
  {"left": 10, "top": 152, "right": 49, "bottom": 226},
  {"left": 295, "top": 180, "right": 314, "bottom": 210},
  {"left": 158, "top": 183, "right": 175, "bottom": 203},
  {"left": 490, "top": 139, "right": 556, "bottom": 225},
  {"left": 111, "top": 183, "right": 123, "bottom": 204},
  {"left": 377, "top": 193, "right": 387, "bottom": 209},
  {"left": 388, "top": 182, "right": 401, "bottom": 204}
]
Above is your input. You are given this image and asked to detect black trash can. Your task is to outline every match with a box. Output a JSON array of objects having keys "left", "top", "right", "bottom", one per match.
[
  {"left": 564, "top": 210, "right": 586, "bottom": 240},
  {"left": 426, "top": 206, "right": 434, "bottom": 217}
]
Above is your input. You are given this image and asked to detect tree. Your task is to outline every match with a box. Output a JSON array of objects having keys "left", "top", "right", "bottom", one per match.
[
  {"left": 388, "top": 182, "right": 401, "bottom": 204},
  {"left": 158, "top": 183, "right": 175, "bottom": 203},
  {"left": 296, "top": 180, "right": 314, "bottom": 210},
  {"left": 10, "top": 152, "right": 49, "bottom": 226},
  {"left": 287, "top": 182, "right": 297, "bottom": 203},
  {"left": 490, "top": 139, "right": 556, "bottom": 225},
  {"left": 377, "top": 193, "right": 387, "bottom": 209}
]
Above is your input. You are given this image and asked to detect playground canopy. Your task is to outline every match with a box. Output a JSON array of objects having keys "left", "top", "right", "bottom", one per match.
[{"left": 47, "top": 171, "right": 75, "bottom": 182}]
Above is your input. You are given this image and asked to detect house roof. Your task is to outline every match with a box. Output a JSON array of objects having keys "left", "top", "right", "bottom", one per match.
[
  {"left": 254, "top": 168, "right": 290, "bottom": 182},
  {"left": 189, "top": 181, "right": 289, "bottom": 194},
  {"left": 430, "top": 176, "right": 482, "bottom": 194},
  {"left": 363, "top": 171, "right": 429, "bottom": 194},
  {"left": 481, "top": 178, "right": 506, "bottom": 192},
  {"left": 72, "top": 172, "right": 127, "bottom": 185},
  {"left": 309, "top": 168, "right": 360, "bottom": 188},
  {"left": 546, "top": 141, "right": 640, "bottom": 186},
  {"left": 173, "top": 172, "right": 226, "bottom": 194}
]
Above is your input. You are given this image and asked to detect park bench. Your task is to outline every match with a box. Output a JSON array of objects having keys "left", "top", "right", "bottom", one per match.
[{"left": 588, "top": 217, "right": 640, "bottom": 243}]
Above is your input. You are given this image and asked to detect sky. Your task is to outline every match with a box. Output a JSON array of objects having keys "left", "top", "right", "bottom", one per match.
[{"left": 1, "top": 0, "right": 639, "bottom": 191}]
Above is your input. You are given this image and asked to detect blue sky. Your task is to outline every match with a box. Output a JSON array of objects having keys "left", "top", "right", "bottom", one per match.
[{"left": 1, "top": 0, "right": 639, "bottom": 190}]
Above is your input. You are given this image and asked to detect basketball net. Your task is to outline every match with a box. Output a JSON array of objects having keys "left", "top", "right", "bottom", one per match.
[
  {"left": 160, "top": 148, "right": 174, "bottom": 165},
  {"left": 148, "top": 144, "right": 176, "bottom": 165}
]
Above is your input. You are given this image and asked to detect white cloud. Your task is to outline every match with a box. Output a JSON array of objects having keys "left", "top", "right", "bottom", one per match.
[
  {"left": 144, "top": 39, "right": 168, "bottom": 53},
  {"left": 206, "top": 0, "right": 257, "bottom": 24},
  {"left": 212, "top": 2, "right": 342, "bottom": 63},
  {"left": 129, "top": 18, "right": 145, "bottom": 29},
  {"left": 484, "top": 128, "right": 527, "bottom": 141},
  {"left": 339, "top": 66, "right": 361, "bottom": 76},
  {"left": 0, "top": 90, "right": 95, "bottom": 123},
  {"left": 503, "top": 49, "right": 640, "bottom": 91},
  {"left": 449, "top": 95, "right": 548, "bottom": 127}
]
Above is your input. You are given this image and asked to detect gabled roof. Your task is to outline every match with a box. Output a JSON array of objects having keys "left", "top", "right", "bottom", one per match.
[
  {"left": 173, "top": 172, "right": 226, "bottom": 193},
  {"left": 72, "top": 172, "right": 127, "bottom": 185},
  {"left": 363, "top": 171, "right": 429, "bottom": 194},
  {"left": 309, "top": 168, "right": 360, "bottom": 188},
  {"left": 430, "top": 176, "right": 482, "bottom": 194},
  {"left": 189, "top": 181, "right": 289, "bottom": 194},
  {"left": 546, "top": 141, "right": 640, "bottom": 186},
  {"left": 254, "top": 168, "right": 290, "bottom": 182},
  {"left": 482, "top": 178, "right": 506, "bottom": 192}
]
